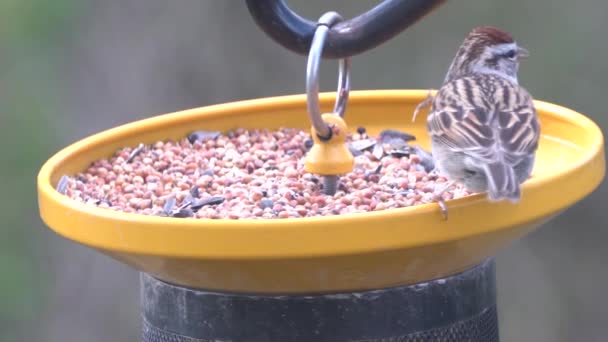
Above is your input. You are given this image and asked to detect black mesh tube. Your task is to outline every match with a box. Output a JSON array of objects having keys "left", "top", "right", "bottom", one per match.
[{"left": 141, "top": 259, "right": 498, "bottom": 342}]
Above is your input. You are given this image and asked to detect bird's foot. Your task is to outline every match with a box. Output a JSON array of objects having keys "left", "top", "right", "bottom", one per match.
[
  {"left": 432, "top": 192, "right": 449, "bottom": 220},
  {"left": 432, "top": 180, "right": 456, "bottom": 220}
]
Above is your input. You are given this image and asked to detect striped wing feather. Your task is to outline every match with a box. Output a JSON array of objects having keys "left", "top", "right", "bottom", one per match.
[{"left": 428, "top": 75, "right": 539, "bottom": 164}]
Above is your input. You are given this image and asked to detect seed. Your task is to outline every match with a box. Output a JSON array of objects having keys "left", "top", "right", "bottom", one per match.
[
  {"left": 188, "top": 131, "right": 221, "bottom": 144},
  {"left": 172, "top": 208, "right": 194, "bottom": 218},
  {"left": 259, "top": 199, "right": 274, "bottom": 210},
  {"left": 304, "top": 139, "right": 314, "bottom": 149},
  {"left": 61, "top": 127, "right": 473, "bottom": 219},
  {"left": 56, "top": 175, "right": 71, "bottom": 194},
  {"left": 251, "top": 190, "right": 264, "bottom": 201},
  {"left": 379, "top": 129, "right": 416, "bottom": 143}
]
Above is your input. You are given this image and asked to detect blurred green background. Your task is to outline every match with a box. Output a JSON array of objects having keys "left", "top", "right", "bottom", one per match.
[{"left": 2, "top": 1, "right": 606, "bottom": 341}]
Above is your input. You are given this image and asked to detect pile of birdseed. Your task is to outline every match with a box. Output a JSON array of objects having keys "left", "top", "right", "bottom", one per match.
[{"left": 57, "top": 127, "right": 473, "bottom": 219}]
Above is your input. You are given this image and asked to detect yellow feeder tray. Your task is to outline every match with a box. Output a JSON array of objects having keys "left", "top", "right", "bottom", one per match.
[{"left": 37, "top": 90, "right": 605, "bottom": 294}]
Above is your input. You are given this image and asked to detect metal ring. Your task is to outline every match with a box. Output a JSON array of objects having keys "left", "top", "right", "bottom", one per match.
[{"left": 306, "top": 12, "right": 351, "bottom": 140}]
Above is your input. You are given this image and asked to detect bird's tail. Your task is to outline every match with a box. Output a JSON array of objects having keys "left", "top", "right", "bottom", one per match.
[{"left": 483, "top": 162, "right": 521, "bottom": 203}]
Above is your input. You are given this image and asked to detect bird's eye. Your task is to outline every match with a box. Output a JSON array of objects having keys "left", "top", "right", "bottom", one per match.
[{"left": 504, "top": 49, "right": 517, "bottom": 59}]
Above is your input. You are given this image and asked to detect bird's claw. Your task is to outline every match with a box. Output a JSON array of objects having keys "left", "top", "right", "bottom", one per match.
[
  {"left": 412, "top": 89, "right": 434, "bottom": 123},
  {"left": 433, "top": 193, "right": 449, "bottom": 220},
  {"left": 432, "top": 179, "right": 456, "bottom": 220}
]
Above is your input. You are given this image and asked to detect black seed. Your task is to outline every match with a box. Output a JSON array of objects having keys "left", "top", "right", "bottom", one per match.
[
  {"left": 190, "top": 186, "right": 200, "bottom": 199},
  {"left": 379, "top": 129, "right": 416, "bottom": 143},
  {"left": 401, "top": 190, "right": 414, "bottom": 196},
  {"left": 172, "top": 208, "right": 194, "bottom": 218},
  {"left": 388, "top": 148, "right": 412, "bottom": 158},
  {"left": 350, "top": 138, "right": 376, "bottom": 152},
  {"left": 365, "top": 172, "right": 381, "bottom": 183},
  {"left": 304, "top": 139, "right": 314, "bottom": 149},
  {"left": 180, "top": 195, "right": 194, "bottom": 210},
  {"left": 188, "top": 130, "right": 222, "bottom": 144},
  {"left": 413, "top": 145, "right": 435, "bottom": 173},
  {"left": 191, "top": 196, "right": 225, "bottom": 211},
  {"left": 374, "top": 163, "right": 383, "bottom": 174},
  {"left": 163, "top": 197, "right": 176, "bottom": 216},
  {"left": 259, "top": 199, "right": 274, "bottom": 209},
  {"left": 125, "top": 143, "right": 145, "bottom": 163}
]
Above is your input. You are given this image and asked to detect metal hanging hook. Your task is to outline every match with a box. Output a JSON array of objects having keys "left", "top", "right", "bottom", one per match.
[
  {"left": 306, "top": 12, "right": 351, "bottom": 141},
  {"left": 246, "top": 0, "right": 447, "bottom": 59}
]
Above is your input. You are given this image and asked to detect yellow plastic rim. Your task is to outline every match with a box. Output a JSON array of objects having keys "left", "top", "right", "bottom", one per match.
[{"left": 37, "top": 90, "right": 605, "bottom": 293}]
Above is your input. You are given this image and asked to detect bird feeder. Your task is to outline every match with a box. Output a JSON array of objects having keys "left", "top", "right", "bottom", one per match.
[{"left": 37, "top": 1, "right": 605, "bottom": 342}]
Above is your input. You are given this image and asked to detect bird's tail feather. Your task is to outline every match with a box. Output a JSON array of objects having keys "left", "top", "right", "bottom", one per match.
[{"left": 483, "top": 162, "right": 520, "bottom": 203}]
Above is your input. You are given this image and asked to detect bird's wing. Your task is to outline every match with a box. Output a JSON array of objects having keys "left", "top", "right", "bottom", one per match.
[
  {"left": 427, "top": 76, "right": 539, "bottom": 164},
  {"left": 493, "top": 83, "right": 540, "bottom": 164},
  {"left": 427, "top": 78, "right": 495, "bottom": 160}
]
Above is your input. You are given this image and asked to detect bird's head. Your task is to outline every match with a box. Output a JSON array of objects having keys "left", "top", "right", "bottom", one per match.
[{"left": 444, "top": 26, "right": 529, "bottom": 84}]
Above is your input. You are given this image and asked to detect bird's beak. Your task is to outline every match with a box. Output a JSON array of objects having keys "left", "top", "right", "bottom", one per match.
[{"left": 517, "top": 47, "right": 529, "bottom": 60}]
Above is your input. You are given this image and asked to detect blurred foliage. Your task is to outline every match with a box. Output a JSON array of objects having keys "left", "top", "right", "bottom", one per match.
[{"left": 0, "top": 0, "right": 79, "bottom": 340}]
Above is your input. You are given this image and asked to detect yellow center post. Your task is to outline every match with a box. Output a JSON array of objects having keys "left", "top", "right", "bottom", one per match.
[{"left": 305, "top": 113, "right": 354, "bottom": 177}]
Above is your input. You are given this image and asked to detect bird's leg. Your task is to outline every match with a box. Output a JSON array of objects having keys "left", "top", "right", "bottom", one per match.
[
  {"left": 432, "top": 180, "right": 457, "bottom": 220},
  {"left": 412, "top": 89, "right": 434, "bottom": 123}
]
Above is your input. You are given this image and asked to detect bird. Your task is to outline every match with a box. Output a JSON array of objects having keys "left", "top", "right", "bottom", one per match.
[{"left": 421, "top": 26, "right": 541, "bottom": 218}]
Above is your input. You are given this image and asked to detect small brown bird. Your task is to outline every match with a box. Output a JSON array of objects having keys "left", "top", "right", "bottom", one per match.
[{"left": 424, "top": 26, "right": 540, "bottom": 217}]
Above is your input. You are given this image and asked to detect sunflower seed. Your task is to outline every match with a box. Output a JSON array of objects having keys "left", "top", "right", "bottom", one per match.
[
  {"left": 350, "top": 138, "right": 376, "bottom": 152},
  {"left": 259, "top": 198, "right": 274, "bottom": 209},
  {"left": 348, "top": 145, "right": 362, "bottom": 157},
  {"left": 190, "top": 186, "right": 200, "bottom": 199},
  {"left": 178, "top": 195, "right": 193, "bottom": 210},
  {"left": 125, "top": 143, "right": 145, "bottom": 164},
  {"left": 388, "top": 148, "right": 412, "bottom": 158},
  {"left": 187, "top": 130, "right": 221, "bottom": 144},
  {"left": 191, "top": 196, "right": 225, "bottom": 211},
  {"left": 172, "top": 208, "right": 194, "bottom": 218},
  {"left": 56, "top": 175, "right": 71, "bottom": 194},
  {"left": 304, "top": 138, "right": 314, "bottom": 150},
  {"left": 379, "top": 129, "right": 416, "bottom": 143},
  {"left": 163, "top": 196, "right": 176, "bottom": 216},
  {"left": 372, "top": 143, "right": 384, "bottom": 160},
  {"left": 413, "top": 145, "right": 435, "bottom": 172}
]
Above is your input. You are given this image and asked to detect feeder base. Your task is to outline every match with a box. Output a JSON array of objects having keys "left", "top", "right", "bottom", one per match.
[{"left": 140, "top": 259, "right": 498, "bottom": 342}]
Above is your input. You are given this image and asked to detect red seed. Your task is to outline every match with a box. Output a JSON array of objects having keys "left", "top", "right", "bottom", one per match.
[{"left": 64, "top": 128, "right": 468, "bottom": 219}]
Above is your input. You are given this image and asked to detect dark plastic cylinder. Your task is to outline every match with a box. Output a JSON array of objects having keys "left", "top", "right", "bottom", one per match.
[{"left": 141, "top": 258, "right": 498, "bottom": 342}]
